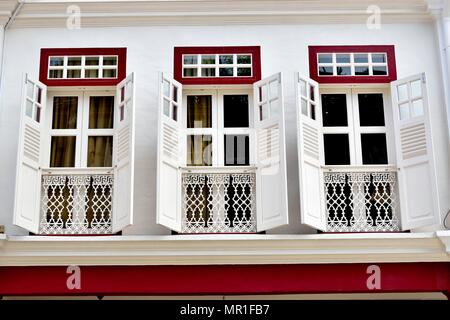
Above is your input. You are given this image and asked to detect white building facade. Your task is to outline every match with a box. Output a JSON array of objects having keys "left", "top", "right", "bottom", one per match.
[{"left": 0, "top": 0, "right": 449, "bottom": 299}]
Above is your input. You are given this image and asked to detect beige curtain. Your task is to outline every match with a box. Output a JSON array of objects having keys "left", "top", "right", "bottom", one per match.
[
  {"left": 88, "top": 96, "right": 114, "bottom": 167},
  {"left": 187, "top": 95, "right": 212, "bottom": 128}
]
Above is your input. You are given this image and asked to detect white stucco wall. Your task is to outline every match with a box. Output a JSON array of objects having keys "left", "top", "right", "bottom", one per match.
[{"left": 0, "top": 22, "right": 448, "bottom": 236}]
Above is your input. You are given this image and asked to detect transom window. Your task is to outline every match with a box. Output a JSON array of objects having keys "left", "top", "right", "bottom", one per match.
[
  {"left": 174, "top": 46, "right": 261, "bottom": 85},
  {"left": 309, "top": 45, "right": 397, "bottom": 84},
  {"left": 48, "top": 55, "right": 118, "bottom": 80},
  {"left": 46, "top": 92, "right": 115, "bottom": 168},
  {"left": 320, "top": 88, "right": 393, "bottom": 166},
  {"left": 183, "top": 90, "right": 253, "bottom": 167}
]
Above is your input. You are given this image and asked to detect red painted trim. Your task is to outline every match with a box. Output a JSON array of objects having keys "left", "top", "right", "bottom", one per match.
[
  {"left": 308, "top": 45, "right": 397, "bottom": 84},
  {"left": 174, "top": 46, "right": 261, "bottom": 85},
  {"left": 0, "top": 263, "right": 448, "bottom": 296},
  {"left": 39, "top": 48, "right": 127, "bottom": 86}
]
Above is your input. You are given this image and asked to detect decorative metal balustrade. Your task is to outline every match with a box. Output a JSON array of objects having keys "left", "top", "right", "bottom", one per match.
[
  {"left": 39, "top": 169, "right": 113, "bottom": 234},
  {"left": 181, "top": 168, "right": 257, "bottom": 233},
  {"left": 323, "top": 167, "right": 400, "bottom": 232}
]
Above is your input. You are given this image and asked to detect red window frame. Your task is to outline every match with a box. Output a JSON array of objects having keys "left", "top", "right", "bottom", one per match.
[
  {"left": 39, "top": 48, "right": 127, "bottom": 86},
  {"left": 174, "top": 46, "right": 261, "bottom": 85},
  {"left": 308, "top": 45, "right": 397, "bottom": 84}
]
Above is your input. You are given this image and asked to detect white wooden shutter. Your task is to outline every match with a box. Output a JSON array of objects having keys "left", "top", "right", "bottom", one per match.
[
  {"left": 296, "top": 73, "right": 326, "bottom": 231},
  {"left": 112, "top": 73, "right": 136, "bottom": 232},
  {"left": 253, "top": 72, "right": 289, "bottom": 231},
  {"left": 156, "top": 74, "right": 182, "bottom": 232},
  {"left": 13, "top": 74, "right": 47, "bottom": 233},
  {"left": 391, "top": 73, "right": 441, "bottom": 230}
]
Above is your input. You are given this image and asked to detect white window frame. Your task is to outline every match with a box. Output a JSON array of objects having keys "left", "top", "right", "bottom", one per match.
[
  {"left": 320, "top": 87, "right": 395, "bottom": 166},
  {"left": 182, "top": 54, "right": 253, "bottom": 78},
  {"left": 48, "top": 55, "right": 119, "bottom": 80},
  {"left": 45, "top": 90, "right": 116, "bottom": 168},
  {"left": 317, "top": 52, "right": 389, "bottom": 77},
  {"left": 182, "top": 88, "right": 255, "bottom": 167}
]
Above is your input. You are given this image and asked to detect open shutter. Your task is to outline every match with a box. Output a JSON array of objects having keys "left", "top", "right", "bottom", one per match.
[
  {"left": 112, "top": 73, "right": 135, "bottom": 232},
  {"left": 391, "top": 73, "right": 441, "bottom": 230},
  {"left": 13, "top": 74, "right": 47, "bottom": 233},
  {"left": 156, "top": 74, "right": 182, "bottom": 232},
  {"left": 253, "top": 72, "right": 289, "bottom": 231},
  {"left": 296, "top": 73, "right": 326, "bottom": 231}
]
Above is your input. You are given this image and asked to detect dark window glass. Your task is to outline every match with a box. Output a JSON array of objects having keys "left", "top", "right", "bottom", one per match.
[
  {"left": 324, "top": 134, "right": 350, "bottom": 165},
  {"left": 50, "top": 136, "right": 76, "bottom": 167},
  {"left": 89, "top": 96, "right": 114, "bottom": 129},
  {"left": 52, "top": 97, "right": 78, "bottom": 129},
  {"left": 358, "top": 94, "right": 385, "bottom": 126},
  {"left": 187, "top": 95, "right": 212, "bottom": 128},
  {"left": 319, "top": 66, "right": 333, "bottom": 75},
  {"left": 355, "top": 66, "right": 370, "bottom": 75},
  {"left": 223, "top": 95, "right": 249, "bottom": 128},
  {"left": 219, "top": 68, "right": 233, "bottom": 77},
  {"left": 337, "top": 66, "right": 351, "bottom": 75},
  {"left": 224, "top": 135, "right": 249, "bottom": 166},
  {"left": 373, "top": 66, "right": 387, "bottom": 75},
  {"left": 87, "top": 136, "right": 113, "bottom": 167},
  {"left": 321, "top": 94, "right": 348, "bottom": 127},
  {"left": 361, "top": 133, "right": 388, "bottom": 165}
]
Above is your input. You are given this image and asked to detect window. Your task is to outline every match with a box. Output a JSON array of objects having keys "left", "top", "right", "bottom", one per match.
[
  {"left": 47, "top": 92, "right": 115, "bottom": 168},
  {"left": 183, "top": 90, "right": 253, "bottom": 166},
  {"left": 174, "top": 46, "right": 261, "bottom": 85},
  {"left": 321, "top": 89, "right": 391, "bottom": 166},
  {"left": 40, "top": 48, "right": 127, "bottom": 86},
  {"left": 309, "top": 45, "right": 397, "bottom": 84}
]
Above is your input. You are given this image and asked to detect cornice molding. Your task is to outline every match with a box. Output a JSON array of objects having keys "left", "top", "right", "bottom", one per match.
[{"left": 0, "top": 232, "right": 448, "bottom": 266}]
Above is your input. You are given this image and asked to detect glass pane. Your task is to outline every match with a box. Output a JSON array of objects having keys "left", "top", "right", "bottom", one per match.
[
  {"left": 372, "top": 66, "right": 387, "bottom": 75},
  {"left": 336, "top": 54, "right": 350, "bottom": 63},
  {"left": 85, "top": 57, "right": 100, "bottom": 65},
  {"left": 35, "top": 106, "right": 41, "bottom": 123},
  {"left": 237, "top": 68, "right": 251, "bottom": 76},
  {"left": 309, "top": 84, "right": 315, "bottom": 101},
  {"left": 224, "top": 95, "right": 249, "bottom": 127},
  {"left": 186, "top": 135, "right": 212, "bottom": 166},
  {"left": 201, "top": 55, "right": 215, "bottom": 64},
  {"left": 52, "top": 97, "right": 78, "bottom": 129},
  {"left": 354, "top": 54, "right": 369, "bottom": 63},
  {"left": 26, "top": 82, "right": 34, "bottom": 99},
  {"left": 270, "top": 99, "right": 280, "bottom": 119},
  {"left": 163, "top": 99, "right": 170, "bottom": 117},
  {"left": 50, "top": 136, "right": 76, "bottom": 167},
  {"left": 310, "top": 103, "right": 316, "bottom": 120},
  {"left": 183, "top": 68, "right": 197, "bottom": 77},
  {"left": 219, "top": 68, "right": 233, "bottom": 77},
  {"left": 259, "top": 84, "right": 268, "bottom": 102},
  {"left": 412, "top": 99, "right": 424, "bottom": 117},
  {"left": 201, "top": 68, "right": 215, "bottom": 77},
  {"left": 67, "top": 57, "right": 82, "bottom": 66},
  {"left": 183, "top": 55, "right": 197, "bottom": 65},
  {"left": 219, "top": 55, "right": 233, "bottom": 64},
  {"left": 103, "top": 56, "right": 117, "bottom": 65},
  {"left": 224, "top": 135, "right": 249, "bottom": 166},
  {"left": 172, "top": 85, "right": 178, "bottom": 102},
  {"left": 324, "top": 134, "right": 350, "bottom": 165},
  {"left": 301, "top": 99, "right": 308, "bottom": 116},
  {"left": 259, "top": 103, "right": 269, "bottom": 121},
  {"left": 67, "top": 69, "right": 81, "bottom": 78},
  {"left": 410, "top": 80, "right": 422, "bottom": 98},
  {"left": 358, "top": 94, "right": 385, "bottom": 126},
  {"left": 372, "top": 53, "right": 386, "bottom": 63},
  {"left": 318, "top": 54, "right": 332, "bottom": 63},
  {"left": 397, "top": 84, "right": 408, "bottom": 102},
  {"left": 87, "top": 136, "right": 113, "bottom": 167},
  {"left": 49, "top": 69, "right": 63, "bottom": 79},
  {"left": 172, "top": 104, "right": 178, "bottom": 122},
  {"left": 103, "top": 69, "right": 117, "bottom": 78},
  {"left": 36, "top": 88, "right": 42, "bottom": 104},
  {"left": 319, "top": 66, "right": 333, "bottom": 76},
  {"left": 399, "top": 103, "right": 410, "bottom": 120},
  {"left": 300, "top": 80, "right": 307, "bottom": 96},
  {"left": 336, "top": 66, "right": 351, "bottom": 76},
  {"left": 26, "top": 100, "right": 33, "bottom": 118},
  {"left": 270, "top": 80, "right": 279, "bottom": 99},
  {"left": 361, "top": 133, "right": 388, "bottom": 165},
  {"left": 50, "top": 57, "right": 64, "bottom": 66},
  {"left": 187, "top": 95, "right": 212, "bottom": 128},
  {"left": 321, "top": 94, "right": 348, "bottom": 127},
  {"left": 89, "top": 96, "right": 114, "bottom": 129},
  {"left": 355, "top": 66, "right": 370, "bottom": 75},
  {"left": 163, "top": 80, "right": 170, "bottom": 97},
  {"left": 85, "top": 69, "right": 99, "bottom": 78},
  {"left": 237, "top": 55, "right": 251, "bottom": 64}
]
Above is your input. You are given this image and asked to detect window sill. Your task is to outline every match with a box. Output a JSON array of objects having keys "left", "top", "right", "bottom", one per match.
[{"left": 0, "top": 232, "right": 448, "bottom": 266}]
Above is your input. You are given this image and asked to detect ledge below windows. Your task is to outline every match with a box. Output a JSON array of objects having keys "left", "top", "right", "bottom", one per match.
[{"left": 0, "top": 232, "right": 449, "bottom": 266}]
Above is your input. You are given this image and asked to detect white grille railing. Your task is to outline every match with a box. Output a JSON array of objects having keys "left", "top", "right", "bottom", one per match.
[
  {"left": 323, "top": 166, "right": 400, "bottom": 232},
  {"left": 39, "top": 168, "right": 113, "bottom": 235},
  {"left": 181, "top": 168, "right": 257, "bottom": 233}
]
